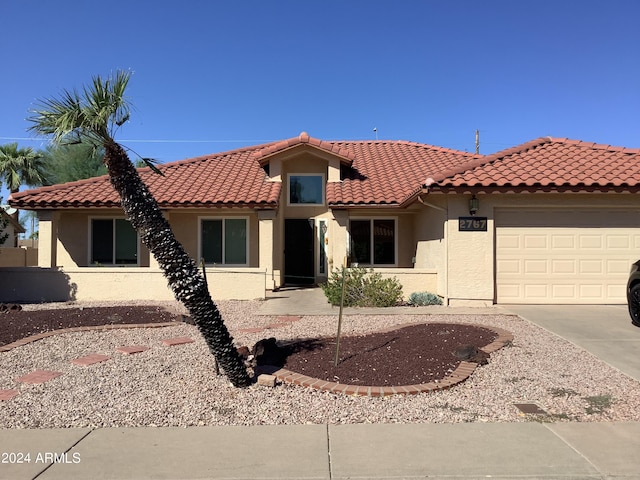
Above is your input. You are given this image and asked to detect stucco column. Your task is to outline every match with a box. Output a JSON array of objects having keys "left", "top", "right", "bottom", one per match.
[
  {"left": 37, "top": 210, "right": 59, "bottom": 268},
  {"left": 330, "top": 209, "right": 349, "bottom": 271},
  {"left": 257, "top": 209, "right": 276, "bottom": 290}
]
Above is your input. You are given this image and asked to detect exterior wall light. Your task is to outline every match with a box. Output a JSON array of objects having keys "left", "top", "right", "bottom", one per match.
[{"left": 469, "top": 195, "right": 479, "bottom": 216}]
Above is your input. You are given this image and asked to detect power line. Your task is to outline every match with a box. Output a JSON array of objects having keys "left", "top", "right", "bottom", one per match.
[{"left": 0, "top": 136, "right": 269, "bottom": 144}]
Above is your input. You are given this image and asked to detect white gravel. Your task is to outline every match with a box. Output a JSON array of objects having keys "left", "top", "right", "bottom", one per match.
[{"left": 1, "top": 300, "right": 640, "bottom": 428}]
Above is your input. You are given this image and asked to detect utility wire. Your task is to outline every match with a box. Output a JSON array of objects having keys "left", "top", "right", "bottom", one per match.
[{"left": 0, "top": 136, "right": 269, "bottom": 144}]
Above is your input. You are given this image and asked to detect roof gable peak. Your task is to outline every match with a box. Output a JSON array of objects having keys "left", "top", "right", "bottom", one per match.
[{"left": 252, "top": 132, "right": 355, "bottom": 166}]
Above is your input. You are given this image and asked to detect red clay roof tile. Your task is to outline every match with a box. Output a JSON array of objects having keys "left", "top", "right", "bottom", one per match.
[
  {"left": 11, "top": 135, "right": 637, "bottom": 210},
  {"left": 431, "top": 137, "right": 640, "bottom": 190},
  {"left": 10, "top": 135, "right": 478, "bottom": 209}
]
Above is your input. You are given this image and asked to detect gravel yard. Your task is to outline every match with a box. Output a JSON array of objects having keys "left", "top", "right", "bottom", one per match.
[{"left": 1, "top": 300, "right": 639, "bottom": 428}]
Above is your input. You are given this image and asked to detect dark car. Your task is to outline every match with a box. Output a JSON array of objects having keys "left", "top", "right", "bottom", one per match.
[{"left": 627, "top": 260, "right": 640, "bottom": 327}]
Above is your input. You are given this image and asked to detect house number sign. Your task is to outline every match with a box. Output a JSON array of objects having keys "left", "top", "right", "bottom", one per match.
[{"left": 459, "top": 217, "right": 488, "bottom": 232}]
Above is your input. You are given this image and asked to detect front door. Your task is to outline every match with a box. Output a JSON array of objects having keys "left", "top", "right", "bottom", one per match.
[{"left": 284, "top": 219, "right": 314, "bottom": 285}]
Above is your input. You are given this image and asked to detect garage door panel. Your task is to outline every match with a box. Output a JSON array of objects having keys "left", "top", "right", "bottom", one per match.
[
  {"left": 499, "top": 284, "right": 521, "bottom": 300},
  {"left": 524, "top": 235, "right": 548, "bottom": 249},
  {"left": 578, "top": 259, "right": 603, "bottom": 274},
  {"left": 497, "top": 259, "right": 521, "bottom": 274},
  {"left": 607, "top": 259, "right": 631, "bottom": 274},
  {"left": 578, "top": 284, "right": 603, "bottom": 298},
  {"left": 524, "top": 259, "right": 547, "bottom": 274},
  {"left": 496, "top": 209, "right": 639, "bottom": 304},
  {"left": 552, "top": 259, "right": 576, "bottom": 274},
  {"left": 607, "top": 235, "right": 630, "bottom": 249},
  {"left": 607, "top": 284, "right": 625, "bottom": 298},
  {"left": 524, "top": 284, "right": 548, "bottom": 298},
  {"left": 552, "top": 235, "right": 575, "bottom": 249},
  {"left": 579, "top": 235, "right": 602, "bottom": 249},
  {"left": 497, "top": 234, "right": 520, "bottom": 249}
]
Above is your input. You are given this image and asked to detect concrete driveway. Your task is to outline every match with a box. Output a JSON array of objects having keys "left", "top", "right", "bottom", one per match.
[{"left": 502, "top": 304, "right": 640, "bottom": 382}]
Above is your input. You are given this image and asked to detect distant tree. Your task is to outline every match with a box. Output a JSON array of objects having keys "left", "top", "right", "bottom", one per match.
[
  {"left": 18, "top": 209, "right": 38, "bottom": 240},
  {"left": 41, "top": 140, "right": 107, "bottom": 185},
  {"left": 28, "top": 70, "right": 251, "bottom": 388},
  {"left": 0, "top": 143, "right": 48, "bottom": 222}
]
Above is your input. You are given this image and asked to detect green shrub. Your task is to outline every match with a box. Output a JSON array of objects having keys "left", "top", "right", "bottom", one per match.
[
  {"left": 407, "top": 291, "right": 443, "bottom": 306},
  {"left": 321, "top": 267, "right": 403, "bottom": 307}
]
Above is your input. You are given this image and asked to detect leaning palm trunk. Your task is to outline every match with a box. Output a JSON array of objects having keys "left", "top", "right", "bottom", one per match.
[{"left": 104, "top": 141, "right": 251, "bottom": 387}]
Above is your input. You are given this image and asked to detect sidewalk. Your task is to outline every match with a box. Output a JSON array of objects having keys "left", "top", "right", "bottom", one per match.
[
  {"left": 2, "top": 422, "right": 639, "bottom": 479},
  {"left": 2, "top": 291, "right": 640, "bottom": 479}
]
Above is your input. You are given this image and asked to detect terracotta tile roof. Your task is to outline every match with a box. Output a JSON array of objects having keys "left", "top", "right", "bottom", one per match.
[
  {"left": 327, "top": 140, "right": 479, "bottom": 206},
  {"left": 10, "top": 134, "right": 479, "bottom": 210},
  {"left": 10, "top": 144, "right": 282, "bottom": 209},
  {"left": 429, "top": 137, "right": 640, "bottom": 191}
]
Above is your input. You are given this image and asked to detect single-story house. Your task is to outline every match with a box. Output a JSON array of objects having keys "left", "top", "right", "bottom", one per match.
[
  {"left": 0, "top": 207, "right": 25, "bottom": 247},
  {"left": 6, "top": 132, "right": 640, "bottom": 305}
]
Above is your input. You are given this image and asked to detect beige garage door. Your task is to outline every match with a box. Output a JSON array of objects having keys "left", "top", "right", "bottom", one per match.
[{"left": 496, "top": 208, "right": 640, "bottom": 304}]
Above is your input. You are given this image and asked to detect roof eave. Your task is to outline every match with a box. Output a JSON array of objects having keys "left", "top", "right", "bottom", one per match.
[{"left": 424, "top": 184, "right": 640, "bottom": 194}]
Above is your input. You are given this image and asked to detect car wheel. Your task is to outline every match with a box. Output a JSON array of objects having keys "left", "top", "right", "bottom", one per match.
[{"left": 628, "top": 283, "right": 640, "bottom": 327}]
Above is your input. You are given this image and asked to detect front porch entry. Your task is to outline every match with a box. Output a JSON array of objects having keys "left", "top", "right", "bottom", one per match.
[{"left": 284, "top": 218, "right": 315, "bottom": 285}]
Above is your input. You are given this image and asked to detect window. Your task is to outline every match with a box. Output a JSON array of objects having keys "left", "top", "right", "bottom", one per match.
[
  {"left": 201, "top": 218, "right": 248, "bottom": 265},
  {"left": 91, "top": 218, "right": 138, "bottom": 265},
  {"left": 350, "top": 219, "right": 396, "bottom": 265},
  {"left": 288, "top": 174, "right": 324, "bottom": 205}
]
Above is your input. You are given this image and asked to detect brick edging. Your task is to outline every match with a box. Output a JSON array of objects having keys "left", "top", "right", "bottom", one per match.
[
  {"left": 268, "top": 324, "right": 514, "bottom": 397},
  {"left": 0, "top": 322, "right": 180, "bottom": 353}
]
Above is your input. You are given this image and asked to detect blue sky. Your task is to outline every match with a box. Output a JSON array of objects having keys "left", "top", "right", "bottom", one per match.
[{"left": 2, "top": 0, "right": 640, "bottom": 203}]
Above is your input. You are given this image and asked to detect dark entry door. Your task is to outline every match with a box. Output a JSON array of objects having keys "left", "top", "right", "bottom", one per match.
[{"left": 284, "top": 219, "right": 314, "bottom": 285}]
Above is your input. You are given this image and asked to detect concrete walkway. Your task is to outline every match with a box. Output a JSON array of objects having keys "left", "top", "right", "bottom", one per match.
[
  {"left": 2, "top": 422, "right": 640, "bottom": 479},
  {"left": 257, "top": 286, "right": 505, "bottom": 316},
  {"left": 2, "top": 292, "right": 640, "bottom": 479}
]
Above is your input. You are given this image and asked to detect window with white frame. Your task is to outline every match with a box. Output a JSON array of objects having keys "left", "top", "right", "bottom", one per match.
[
  {"left": 201, "top": 218, "right": 248, "bottom": 265},
  {"left": 349, "top": 218, "right": 396, "bottom": 265},
  {"left": 90, "top": 218, "right": 138, "bottom": 265},
  {"left": 288, "top": 174, "right": 324, "bottom": 205}
]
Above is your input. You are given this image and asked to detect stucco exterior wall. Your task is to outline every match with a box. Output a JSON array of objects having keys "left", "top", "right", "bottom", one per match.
[
  {"left": 0, "top": 247, "right": 37, "bottom": 267},
  {"left": 413, "top": 201, "right": 447, "bottom": 296},
  {"left": 378, "top": 268, "right": 438, "bottom": 300},
  {"left": 0, "top": 267, "right": 266, "bottom": 302}
]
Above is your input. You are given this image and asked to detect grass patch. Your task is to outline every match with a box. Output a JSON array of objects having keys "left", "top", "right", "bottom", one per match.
[
  {"left": 527, "top": 412, "right": 574, "bottom": 423},
  {"left": 584, "top": 394, "right": 614, "bottom": 415},
  {"left": 504, "top": 376, "right": 530, "bottom": 384},
  {"left": 433, "top": 402, "right": 466, "bottom": 413},
  {"left": 548, "top": 387, "right": 579, "bottom": 398}
]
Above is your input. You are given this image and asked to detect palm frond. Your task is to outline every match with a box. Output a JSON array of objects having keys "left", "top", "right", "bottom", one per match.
[
  {"left": 140, "top": 157, "right": 164, "bottom": 176},
  {"left": 27, "top": 70, "right": 133, "bottom": 148}
]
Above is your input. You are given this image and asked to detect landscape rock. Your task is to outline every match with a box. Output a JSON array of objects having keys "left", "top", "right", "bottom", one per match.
[
  {"left": 257, "top": 374, "right": 277, "bottom": 387},
  {"left": 453, "top": 344, "right": 489, "bottom": 365},
  {"left": 252, "top": 337, "right": 287, "bottom": 367}
]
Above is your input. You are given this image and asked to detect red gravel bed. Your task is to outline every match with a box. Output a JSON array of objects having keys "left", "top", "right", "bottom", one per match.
[
  {"left": 1, "top": 307, "right": 498, "bottom": 389},
  {"left": 0, "top": 306, "right": 184, "bottom": 347},
  {"left": 281, "top": 323, "right": 498, "bottom": 387}
]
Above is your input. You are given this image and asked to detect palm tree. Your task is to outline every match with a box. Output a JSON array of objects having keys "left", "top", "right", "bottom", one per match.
[
  {"left": 0, "top": 143, "right": 47, "bottom": 222},
  {"left": 27, "top": 71, "right": 251, "bottom": 387}
]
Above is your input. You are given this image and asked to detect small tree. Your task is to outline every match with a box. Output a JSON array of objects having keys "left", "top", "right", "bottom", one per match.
[{"left": 321, "top": 266, "right": 403, "bottom": 307}]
